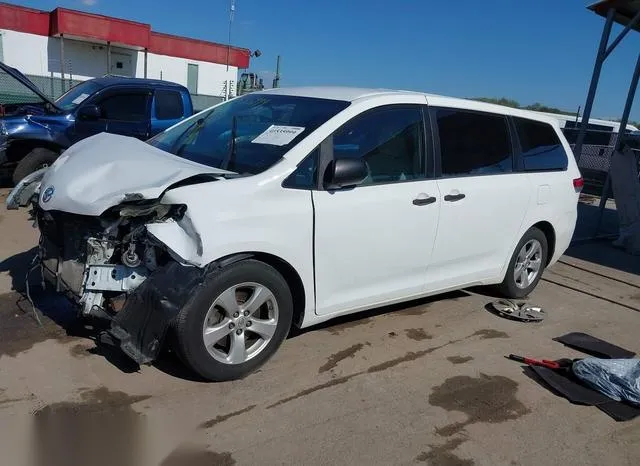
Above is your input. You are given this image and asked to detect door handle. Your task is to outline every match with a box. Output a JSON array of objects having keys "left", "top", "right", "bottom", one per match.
[
  {"left": 412, "top": 196, "right": 437, "bottom": 206},
  {"left": 444, "top": 193, "right": 466, "bottom": 202}
]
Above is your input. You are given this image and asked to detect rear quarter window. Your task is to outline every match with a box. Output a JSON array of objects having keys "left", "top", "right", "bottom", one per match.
[
  {"left": 155, "top": 90, "right": 184, "bottom": 120},
  {"left": 514, "top": 117, "right": 568, "bottom": 171}
]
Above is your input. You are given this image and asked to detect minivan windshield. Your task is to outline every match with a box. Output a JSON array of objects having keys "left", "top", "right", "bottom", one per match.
[
  {"left": 147, "top": 93, "right": 350, "bottom": 175},
  {"left": 55, "top": 80, "right": 104, "bottom": 111}
]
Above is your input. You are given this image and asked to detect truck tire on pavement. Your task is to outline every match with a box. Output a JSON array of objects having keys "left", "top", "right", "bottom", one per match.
[{"left": 12, "top": 147, "right": 59, "bottom": 185}]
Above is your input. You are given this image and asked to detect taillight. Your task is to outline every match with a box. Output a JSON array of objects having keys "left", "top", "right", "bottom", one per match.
[{"left": 573, "top": 177, "right": 584, "bottom": 192}]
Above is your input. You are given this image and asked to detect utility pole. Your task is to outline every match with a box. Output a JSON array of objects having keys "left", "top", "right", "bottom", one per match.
[
  {"left": 273, "top": 55, "right": 281, "bottom": 88},
  {"left": 225, "top": 0, "right": 235, "bottom": 101}
]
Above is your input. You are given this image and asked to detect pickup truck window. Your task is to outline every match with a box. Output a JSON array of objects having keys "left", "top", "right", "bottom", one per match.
[
  {"left": 155, "top": 90, "right": 184, "bottom": 120},
  {"left": 99, "top": 93, "right": 149, "bottom": 121},
  {"left": 55, "top": 80, "right": 103, "bottom": 111}
]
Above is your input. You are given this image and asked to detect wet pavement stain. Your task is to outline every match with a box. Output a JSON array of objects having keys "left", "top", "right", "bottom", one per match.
[
  {"left": 416, "top": 436, "right": 474, "bottom": 465},
  {"left": 472, "top": 329, "right": 509, "bottom": 340},
  {"left": 399, "top": 305, "right": 431, "bottom": 316},
  {"left": 32, "top": 387, "right": 151, "bottom": 466},
  {"left": 325, "top": 317, "right": 373, "bottom": 335},
  {"left": 367, "top": 340, "right": 461, "bottom": 374},
  {"left": 388, "top": 331, "right": 397, "bottom": 338},
  {"left": 267, "top": 373, "right": 361, "bottom": 409},
  {"left": 319, "top": 343, "right": 367, "bottom": 373},
  {"left": 198, "top": 405, "right": 257, "bottom": 430},
  {"left": 0, "top": 292, "right": 78, "bottom": 358},
  {"left": 0, "top": 388, "right": 30, "bottom": 408},
  {"left": 160, "top": 444, "right": 235, "bottom": 466},
  {"left": 447, "top": 356, "right": 474, "bottom": 365},
  {"left": 429, "top": 374, "right": 530, "bottom": 437},
  {"left": 405, "top": 328, "right": 433, "bottom": 341},
  {"left": 267, "top": 331, "right": 510, "bottom": 410}
]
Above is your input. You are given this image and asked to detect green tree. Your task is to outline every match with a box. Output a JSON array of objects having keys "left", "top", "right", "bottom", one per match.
[{"left": 471, "top": 97, "right": 520, "bottom": 108}]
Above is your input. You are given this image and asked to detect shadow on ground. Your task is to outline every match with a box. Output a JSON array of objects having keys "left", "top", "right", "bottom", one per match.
[
  {"left": 289, "top": 290, "right": 470, "bottom": 339},
  {"left": 0, "top": 246, "right": 38, "bottom": 292},
  {"left": 566, "top": 201, "right": 640, "bottom": 276}
]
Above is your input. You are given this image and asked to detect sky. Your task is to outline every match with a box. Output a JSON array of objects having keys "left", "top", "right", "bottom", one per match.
[{"left": 15, "top": 0, "right": 640, "bottom": 120}]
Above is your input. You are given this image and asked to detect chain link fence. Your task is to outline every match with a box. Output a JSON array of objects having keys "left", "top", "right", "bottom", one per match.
[
  {"left": 563, "top": 126, "right": 640, "bottom": 196},
  {"left": 0, "top": 69, "right": 222, "bottom": 112}
]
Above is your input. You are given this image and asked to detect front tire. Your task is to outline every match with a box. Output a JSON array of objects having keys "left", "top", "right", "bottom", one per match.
[
  {"left": 497, "top": 227, "right": 548, "bottom": 299},
  {"left": 175, "top": 260, "right": 294, "bottom": 382},
  {"left": 12, "top": 148, "right": 59, "bottom": 185}
]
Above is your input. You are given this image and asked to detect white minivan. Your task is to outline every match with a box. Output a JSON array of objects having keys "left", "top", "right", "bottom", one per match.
[{"left": 7, "top": 87, "right": 582, "bottom": 381}]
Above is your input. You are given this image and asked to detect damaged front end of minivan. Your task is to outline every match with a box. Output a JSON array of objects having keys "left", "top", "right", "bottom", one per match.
[{"left": 7, "top": 164, "right": 221, "bottom": 365}]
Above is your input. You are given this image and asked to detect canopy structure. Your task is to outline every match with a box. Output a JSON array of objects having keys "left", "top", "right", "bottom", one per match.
[{"left": 576, "top": 1, "right": 640, "bottom": 239}]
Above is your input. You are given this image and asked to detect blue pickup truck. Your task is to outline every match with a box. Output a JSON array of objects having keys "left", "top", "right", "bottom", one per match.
[{"left": 0, "top": 62, "right": 193, "bottom": 184}]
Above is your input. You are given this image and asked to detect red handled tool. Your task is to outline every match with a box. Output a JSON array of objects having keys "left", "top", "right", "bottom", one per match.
[{"left": 507, "top": 354, "right": 561, "bottom": 369}]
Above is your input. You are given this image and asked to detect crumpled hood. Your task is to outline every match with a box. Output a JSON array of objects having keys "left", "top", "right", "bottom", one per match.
[{"left": 38, "top": 132, "right": 232, "bottom": 215}]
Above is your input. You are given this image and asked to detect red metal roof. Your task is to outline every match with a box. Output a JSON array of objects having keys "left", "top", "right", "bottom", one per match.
[
  {"left": 0, "top": 3, "right": 250, "bottom": 68},
  {"left": 50, "top": 8, "right": 151, "bottom": 49}
]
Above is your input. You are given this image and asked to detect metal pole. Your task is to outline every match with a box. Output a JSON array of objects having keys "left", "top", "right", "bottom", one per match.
[
  {"left": 59, "top": 34, "right": 65, "bottom": 92},
  {"left": 273, "top": 55, "right": 281, "bottom": 88},
  {"left": 225, "top": 0, "right": 235, "bottom": 101},
  {"left": 574, "top": 7, "right": 615, "bottom": 164},
  {"left": 604, "top": 10, "right": 640, "bottom": 59},
  {"left": 107, "top": 41, "right": 111, "bottom": 75},
  {"left": 144, "top": 48, "right": 148, "bottom": 78},
  {"left": 595, "top": 53, "right": 640, "bottom": 234}
]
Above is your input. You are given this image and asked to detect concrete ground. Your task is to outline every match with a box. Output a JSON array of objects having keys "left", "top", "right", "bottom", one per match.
[{"left": 1, "top": 188, "right": 639, "bottom": 466}]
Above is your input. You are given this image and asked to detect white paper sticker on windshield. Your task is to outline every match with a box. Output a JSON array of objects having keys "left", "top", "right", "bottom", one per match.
[
  {"left": 251, "top": 125, "right": 305, "bottom": 146},
  {"left": 72, "top": 93, "right": 90, "bottom": 105}
]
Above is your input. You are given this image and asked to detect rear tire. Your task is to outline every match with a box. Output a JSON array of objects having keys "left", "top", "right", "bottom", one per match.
[
  {"left": 175, "top": 260, "right": 293, "bottom": 382},
  {"left": 497, "top": 227, "right": 548, "bottom": 299},
  {"left": 12, "top": 147, "right": 59, "bottom": 184}
]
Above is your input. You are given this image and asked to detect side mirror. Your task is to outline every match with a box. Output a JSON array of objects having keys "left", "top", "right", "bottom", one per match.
[
  {"left": 77, "top": 104, "right": 101, "bottom": 120},
  {"left": 323, "top": 157, "right": 368, "bottom": 190}
]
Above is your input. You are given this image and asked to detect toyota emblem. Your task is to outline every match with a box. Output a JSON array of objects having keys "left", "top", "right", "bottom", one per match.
[{"left": 42, "top": 186, "right": 55, "bottom": 203}]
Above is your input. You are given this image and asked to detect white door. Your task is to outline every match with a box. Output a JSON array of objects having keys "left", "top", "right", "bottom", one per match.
[
  {"left": 425, "top": 107, "right": 531, "bottom": 291},
  {"left": 313, "top": 105, "right": 440, "bottom": 316}
]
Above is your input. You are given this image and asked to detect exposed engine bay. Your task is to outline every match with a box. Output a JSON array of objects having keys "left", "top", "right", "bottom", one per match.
[
  {"left": 35, "top": 199, "right": 187, "bottom": 318},
  {"left": 29, "top": 194, "right": 216, "bottom": 366}
]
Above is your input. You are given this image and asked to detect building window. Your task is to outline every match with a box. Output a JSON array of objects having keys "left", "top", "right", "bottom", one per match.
[
  {"left": 187, "top": 63, "right": 198, "bottom": 94},
  {"left": 155, "top": 90, "right": 184, "bottom": 120},
  {"left": 436, "top": 108, "right": 513, "bottom": 177}
]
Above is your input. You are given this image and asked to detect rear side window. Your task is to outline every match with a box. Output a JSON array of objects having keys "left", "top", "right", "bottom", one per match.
[
  {"left": 155, "top": 90, "right": 184, "bottom": 120},
  {"left": 436, "top": 108, "right": 512, "bottom": 177},
  {"left": 514, "top": 117, "right": 568, "bottom": 171}
]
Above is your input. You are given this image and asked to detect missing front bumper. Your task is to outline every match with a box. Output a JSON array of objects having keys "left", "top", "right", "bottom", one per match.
[{"left": 106, "top": 261, "right": 209, "bottom": 364}]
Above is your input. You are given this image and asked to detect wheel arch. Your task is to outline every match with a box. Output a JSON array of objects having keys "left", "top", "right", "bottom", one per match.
[
  {"left": 531, "top": 220, "right": 556, "bottom": 266},
  {"left": 5, "top": 138, "right": 64, "bottom": 163},
  {"left": 211, "top": 251, "right": 307, "bottom": 329}
]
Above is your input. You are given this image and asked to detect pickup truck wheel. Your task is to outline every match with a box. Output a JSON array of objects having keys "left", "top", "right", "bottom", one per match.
[
  {"left": 12, "top": 148, "right": 59, "bottom": 184},
  {"left": 497, "top": 227, "right": 548, "bottom": 299},
  {"left": 175, "top": 260, "right": 293, "bottom": 382}
]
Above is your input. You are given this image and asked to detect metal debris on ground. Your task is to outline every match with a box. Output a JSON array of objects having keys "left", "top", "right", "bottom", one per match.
[{"left": 489, "top": 299, "right": 545, "bottom": 322}]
